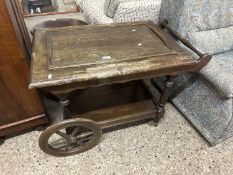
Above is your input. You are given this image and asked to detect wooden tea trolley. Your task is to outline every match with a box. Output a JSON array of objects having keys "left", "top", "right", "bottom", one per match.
[{"left": 29, "top": 20, "right": 211, "bottom": 157}]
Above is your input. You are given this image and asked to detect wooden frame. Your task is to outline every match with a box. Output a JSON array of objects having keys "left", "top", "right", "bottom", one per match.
[
  {"left": 6, "top": 0, "right": 32, "bottom": 63},
  {"left": 0, "top": 0, "right": 47, "bottom": 140}
]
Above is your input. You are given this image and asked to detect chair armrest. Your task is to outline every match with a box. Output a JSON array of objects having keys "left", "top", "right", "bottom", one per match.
[
  {"left": 113, "top": 0, "right": 161, "bottom": 23},
  {"left": 159, "top": 19, "right": 212, "bottom": 71}
]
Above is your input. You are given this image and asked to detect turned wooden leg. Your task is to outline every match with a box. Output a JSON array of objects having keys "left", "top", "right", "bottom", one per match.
[
  {"left": 59, "top": 96, "right": 71, "bottom": 120},
  {"left": 154, "top": 75, "right": 175, "bottom": 124},
  {"left": 58, "top": 95, "right": 75, "bottom": 134}
]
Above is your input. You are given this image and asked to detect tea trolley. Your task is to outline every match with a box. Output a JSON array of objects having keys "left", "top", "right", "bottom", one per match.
[{"left": 29, "top": 20, "right": 211, "bottom": 156}]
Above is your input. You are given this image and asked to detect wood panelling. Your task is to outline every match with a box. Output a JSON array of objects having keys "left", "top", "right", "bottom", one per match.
[{"left": 0, "top": 0, "right": 47, "bottom": 137}]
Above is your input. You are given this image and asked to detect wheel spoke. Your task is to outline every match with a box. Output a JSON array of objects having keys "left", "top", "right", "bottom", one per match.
[
  {"left": 50, "top": 139, "right": 67, "bottom": 149},
  {"left": 71, "top": 127, "right": 81, "bottom": 137},
  {"left": 50, "top": 138, "right": 72, "bottom": 151},
  {"left": 64, "top": 140, "right": 71, "bottom": 151},
  {"left": 55, "top": 143, "right": 69, "bottom": 151},
  {"left": 76, "top": 131, "right": 93, "bottom": 140},
  {"left": 56, "top": 131, "right": 69, "bottom": 138},
  {"left": 77, "top": 140, "right": 85, "bottom": 147}
]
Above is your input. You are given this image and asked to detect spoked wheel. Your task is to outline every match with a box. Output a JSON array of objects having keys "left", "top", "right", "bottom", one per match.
[{"left": 39, "top": 118, "right": 101, "bottom": 157}]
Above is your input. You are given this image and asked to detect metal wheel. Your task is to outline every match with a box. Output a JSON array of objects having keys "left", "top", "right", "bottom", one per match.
[{"left": 39, "top": 118, "right": 101, "bottom": 157}]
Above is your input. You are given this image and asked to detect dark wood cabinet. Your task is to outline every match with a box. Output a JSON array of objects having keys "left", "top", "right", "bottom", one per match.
[{"left": 0, "top": 0, "right": 48, "bottom": 138}]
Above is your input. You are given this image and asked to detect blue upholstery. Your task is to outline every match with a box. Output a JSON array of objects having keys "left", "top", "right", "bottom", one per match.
[{"left": 158, "top": 0, "right": 233, "bottom": 145}]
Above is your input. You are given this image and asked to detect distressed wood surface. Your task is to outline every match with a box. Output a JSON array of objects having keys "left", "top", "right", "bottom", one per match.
[
  {"left": 46, "top": 24, "right": 173, "bottom": 70},
  {"left": 30, "top": 21, "right": 197, "bottom": 89}
]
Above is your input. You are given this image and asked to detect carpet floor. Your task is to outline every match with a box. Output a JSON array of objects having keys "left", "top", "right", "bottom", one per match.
[{"left": 1, "top": 104, "right": 233, "bottom": 175}]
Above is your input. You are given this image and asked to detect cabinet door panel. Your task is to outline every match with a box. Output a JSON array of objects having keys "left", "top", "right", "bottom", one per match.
[{"left": 0, "top": 0, "right": 47, "bottom": 137}]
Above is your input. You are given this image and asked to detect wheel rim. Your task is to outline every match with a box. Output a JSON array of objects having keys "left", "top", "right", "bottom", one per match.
[{"left": 39, "top": 118, "right": 101, "bottom": 157}]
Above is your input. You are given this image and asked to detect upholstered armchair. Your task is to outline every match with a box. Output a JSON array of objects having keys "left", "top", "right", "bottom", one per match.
[
  {"left": 156, "top": 0, "right": 233, "bottom": 145},
  {"left": 81, "top": 0, "right": 162, "bottom": 24}
]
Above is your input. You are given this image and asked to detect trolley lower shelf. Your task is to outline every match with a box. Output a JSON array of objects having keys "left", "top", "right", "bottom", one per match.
[{"left": 68, "top": 80, "right": 156, "bottom": 128}]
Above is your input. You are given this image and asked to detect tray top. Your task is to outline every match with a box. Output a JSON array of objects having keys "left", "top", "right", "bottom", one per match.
[
  {"left": 46, "top": 24, "right": 173, "bottom": 70},
  {"left": 30, "top": 21, "right": 196, "bottom": 89}
]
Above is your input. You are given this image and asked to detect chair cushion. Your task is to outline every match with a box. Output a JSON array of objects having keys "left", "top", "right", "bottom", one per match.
[
  {"left": 105, "top": 0, "right": 143, "bottom": 18},
  {"left": 200, "top": 51, "right": 233, "bottom": 98},
  {"left": 113, "top": 0, "right": 161, "bottom": 23},
  {"left": 188, "top": 26, "right": 233, "bottom": 54},
  {"left": 82, "top": 0, "right": 113, "bottom": 24},
  {"left": 192, "top": 0, "right": 233, "bottom": 31},
  {"left": 104, "top": 0, "right": 125, "bottom": 18}
]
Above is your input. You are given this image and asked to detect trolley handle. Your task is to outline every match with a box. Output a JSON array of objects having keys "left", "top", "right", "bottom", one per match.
[{"left": 159, "top": 19, "right": 212, "bottom": 70}]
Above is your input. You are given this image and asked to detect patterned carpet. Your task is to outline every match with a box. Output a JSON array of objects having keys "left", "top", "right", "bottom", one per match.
[{"left": 1, "top": 104, "right": 233, "bottom": 175}]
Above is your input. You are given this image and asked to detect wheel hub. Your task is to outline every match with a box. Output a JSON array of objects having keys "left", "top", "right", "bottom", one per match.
[{"left": 70, "top": 136, "right": 78, "bottom": 144}]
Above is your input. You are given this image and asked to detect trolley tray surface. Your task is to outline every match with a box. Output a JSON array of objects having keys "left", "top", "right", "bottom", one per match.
[
  {"left": 30, "top": 21, "right": 195, "bottom": 89},
  {"left": 46, "top": 24, "right": 173, "bottom": 70}
]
